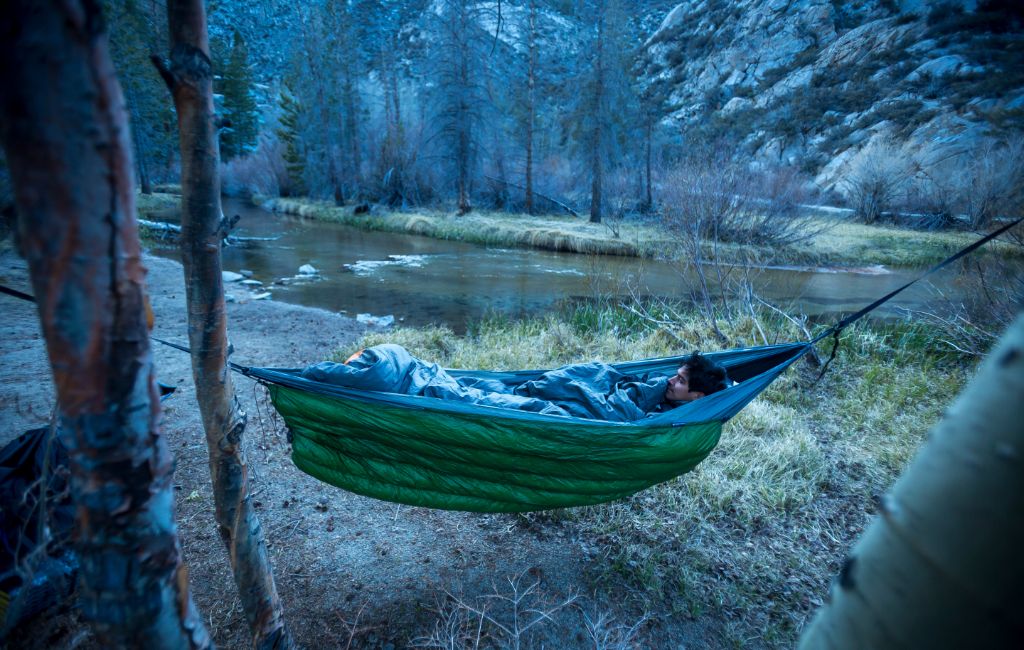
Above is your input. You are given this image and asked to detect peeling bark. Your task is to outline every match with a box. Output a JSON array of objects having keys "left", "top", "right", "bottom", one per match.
[
  {"left": 0, "top": 1, "right": 209, "bottom": 647},
  {"left": 799, "top": 316, "right": 1024, "bottom": 648},
  {"left": 156, "top": 1, "right": 293, "bottom": 648}
]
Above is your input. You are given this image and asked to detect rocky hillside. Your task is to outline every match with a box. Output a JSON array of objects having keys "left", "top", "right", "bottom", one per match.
[{"left": 642, "top": 0, "right": 1024, "bottom": 193}]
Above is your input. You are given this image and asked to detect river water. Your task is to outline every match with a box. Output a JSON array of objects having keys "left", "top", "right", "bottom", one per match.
[{"left": 149, "top": 198, "right": 962, "bottom": 332}]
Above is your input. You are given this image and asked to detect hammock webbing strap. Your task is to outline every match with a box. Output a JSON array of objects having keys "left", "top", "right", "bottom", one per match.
[{"left": 810, "top": 217, "right": 1022, "bottom": 344}]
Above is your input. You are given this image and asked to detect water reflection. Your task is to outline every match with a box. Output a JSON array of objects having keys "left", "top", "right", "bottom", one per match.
[{"left": 148, "top": 198, "right": 964, "bottom": 333}]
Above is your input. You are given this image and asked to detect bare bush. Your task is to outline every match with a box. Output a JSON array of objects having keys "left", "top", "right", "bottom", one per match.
[
  {"left": 659, "top": 145, "right": 821, "bottom": 246},
  {"left": 657, "top": 145, "right": 823, "bottom": 341},
  {"left": 962, "top": 137, "right": 1024, "bottom": 229},
  {"left": 838, "top": 136, "right": 916, "bottom": 224},
  {"left": 892, "top": 136, "right": 1024, "bottom": 231},
  {"left": 916, "top": 247, "right": 1024, "bottom": 357},
  {"left": 221, "top": 133, "right": 290, "bottom": 197}
]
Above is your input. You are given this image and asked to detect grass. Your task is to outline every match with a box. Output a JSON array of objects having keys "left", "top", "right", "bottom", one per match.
[
  {"left": 793, "top": 219, "right": 1023, "bottom": 267},
  {"left": 258, "top": 196, "right": 651, "bottom": 257},
  {"left": 257, "top": 195, "right": 1023, "bottom": 269},
  {"left": 336, "top": 302, "right": 977, "bottom": 646},
  {"left": 136, "top": 191, "right": 180, "bottom": 217},
  {"left": 135, "top": 192, "right": 182, "bottom": 246}
]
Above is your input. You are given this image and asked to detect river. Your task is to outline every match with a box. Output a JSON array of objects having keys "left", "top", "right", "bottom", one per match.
[{"left": 149, "top": 197, "right": 963, "bottom": 333}]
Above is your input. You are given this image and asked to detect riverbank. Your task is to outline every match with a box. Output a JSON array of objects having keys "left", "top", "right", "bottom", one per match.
[
  {"left": 257, "top": 195, "right": 1023, "bottom": 269},
  {"left": 0, "top": 237, "right": 983, "bottom": 648}
]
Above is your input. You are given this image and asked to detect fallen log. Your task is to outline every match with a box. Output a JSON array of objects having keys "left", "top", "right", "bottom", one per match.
[
  {"left": 483, "top": 175, "right": 580, "bottom": 218},
  {"left": 138, "top": 218, "right": 278, "bottom": 246}
]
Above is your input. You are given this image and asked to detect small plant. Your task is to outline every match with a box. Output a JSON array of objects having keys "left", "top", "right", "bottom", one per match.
[{"left": 412, "top": 573, "right": 578, "bottom": 650}]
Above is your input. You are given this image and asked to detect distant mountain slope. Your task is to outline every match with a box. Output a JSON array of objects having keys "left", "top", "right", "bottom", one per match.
[{"left": 641, "top": 0, "right": 1024, "bottom": 190}]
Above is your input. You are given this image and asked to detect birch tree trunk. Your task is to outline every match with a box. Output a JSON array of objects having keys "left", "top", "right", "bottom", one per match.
[
  {"left": 153, "top": 1, "right": 292, "bottom": 647},
  {"left": 799, "top": 315, "right": 1024, "bottom": 649},
  {"left": 0, "top": 2, "right": 210, "bottom": 646}
]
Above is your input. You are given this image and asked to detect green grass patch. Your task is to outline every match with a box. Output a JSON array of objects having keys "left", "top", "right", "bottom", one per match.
[
  {"left": 136, "top": 191, "right": 179, "bottom": 217},
  {"left": 335, "top": 304, "right": 977, "bottom": 646},
  {"left": 258, "top": 196, "right": 655, "bottom": 257},
  {"left": 794, "top": 219, "right": 1024, "bottom": 267}
]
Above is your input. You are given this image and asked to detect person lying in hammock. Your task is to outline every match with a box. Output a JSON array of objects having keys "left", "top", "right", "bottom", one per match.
[{"left": 300, "top": 344, "right": 729, "bottom": 422}]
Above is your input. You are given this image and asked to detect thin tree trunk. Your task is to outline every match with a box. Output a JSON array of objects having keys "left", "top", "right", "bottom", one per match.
[
  {"left": 343, "top": 68, "right": 361, "bottom": 198},
  {"left": 644, "top": 118, "right": 653, "bottom": 211},
  {"left": 589, "top": 14, "right": 605, "bottom": 224},
  {"left": 154, "top": 2, "right": 293, "bottom": 648},
  {"left": 0, "top": 2, "right": 209, "bottom": 646},
  {"left": 456, "top": 26, "right": 472, "bottom": 216},
  {"left": 799, "top": 315, "right": 1024, "bottom": 648},
  {"left": 128, "top": 88, "right": 154, "bottom": 194},
  {"left": 524, "top": 0, "right": 537, "bottom": 215}
]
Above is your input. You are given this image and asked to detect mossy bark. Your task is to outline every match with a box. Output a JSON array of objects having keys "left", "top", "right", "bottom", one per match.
[
  {"left": 156, "top": 1, "right": 293, "bottom": 648},
  {"left": 799, "top": 315, "right": 1024, "bottom": 648},
  {"left": 0, "top": 1, "right": 210, "bottom": 646}
]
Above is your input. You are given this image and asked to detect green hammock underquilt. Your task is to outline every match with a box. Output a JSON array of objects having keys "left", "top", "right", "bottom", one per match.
[{"left": 250, "top": 342, "right": 811, "bottom": 512}]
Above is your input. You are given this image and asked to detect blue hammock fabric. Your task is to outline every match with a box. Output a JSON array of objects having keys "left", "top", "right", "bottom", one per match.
[{"left": 242, "top": 342, "right": 812, "bottom": 511}]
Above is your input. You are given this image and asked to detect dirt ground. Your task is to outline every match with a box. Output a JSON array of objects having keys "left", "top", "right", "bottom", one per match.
[{"left": 0, "top": 245, "right": 732, "bottom": 649}]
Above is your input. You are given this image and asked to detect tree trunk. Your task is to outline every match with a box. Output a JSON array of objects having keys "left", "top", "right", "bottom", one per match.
[
  {"left": 343, "top": 69, "right": 361, "bottom": 199},
  {"left": 155, "top": 2, "right": 293, "bottom": 648},
  {"left": 589, "top": 14, "right": 605, "bottom": 224},
  {"left": 0, "top": 2, "right": 210, "bottom": 647},
  {"left": 129, "top": 87, "right": 154, "bottom": 195},
  {"left": 524, "top": 0, "right": 537, "bottom": 215},
  {"left": 799, "top": 315, "right": 1024, "bottom": 649},
  {"left": 644, "top": 118, "right": 653, "bottom": 212}
]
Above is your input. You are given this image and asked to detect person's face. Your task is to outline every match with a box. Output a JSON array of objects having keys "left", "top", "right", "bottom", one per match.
[{"left": 665, "top": 365, "right": 705, "bottom": 402}]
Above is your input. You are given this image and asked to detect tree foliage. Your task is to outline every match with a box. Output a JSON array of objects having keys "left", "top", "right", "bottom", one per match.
[
  {"left": 216, "top": 29, "right": 260, "bottom": 161},
  {"left": 275, "top": 87, "right": 305, "bottom": 197},
  {"left": 106, "top": 0, "right": 177, "bottom": 193}
]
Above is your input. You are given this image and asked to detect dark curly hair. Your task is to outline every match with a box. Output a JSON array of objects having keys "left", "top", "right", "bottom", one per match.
[{"left": 682, "top": 351, "right": 729, "bottom": 396}]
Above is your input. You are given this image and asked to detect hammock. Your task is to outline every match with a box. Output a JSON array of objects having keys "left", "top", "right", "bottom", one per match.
[{"left": 240, "top": 343, "right": 810, "bottom": 512}]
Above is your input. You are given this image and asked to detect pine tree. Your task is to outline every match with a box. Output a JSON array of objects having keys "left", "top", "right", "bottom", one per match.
[
  {"left": 567, "top": 0, "right": 639, "bottom": 223},
  {"left": 219, "top": 29, "right": 259, "bottom": 161},
  {"left": 275, "top": 88, "right": 305, "bottom": 197},
  {"left": 105, "top": 0, "right": 177, "bottom": 193},
  {"left": 424, "top": 0, "right": 498, "bottom": 214}
]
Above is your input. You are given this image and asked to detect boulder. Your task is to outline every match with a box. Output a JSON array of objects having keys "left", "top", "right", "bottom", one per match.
[
  {"left": 222, "top": 271, "right": 244, "bottom": 283},
  {"left": 298, "top": 264, "right": 318, "bottom": 276},
  {"left": 721, "top": 96, "right": 754, "bottom": 114},
  {"left": 906, "top": 54, "right": 969, "bottom": 82}
]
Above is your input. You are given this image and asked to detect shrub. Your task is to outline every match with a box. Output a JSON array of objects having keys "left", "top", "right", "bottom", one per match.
[
  {"left": 961, "top": 137, "right": 1024, "bottom": 229},
  {"left": 838, "top": 137, "right": 917, "bottom": 224},
  {"left": 658, "top": 143, "right": 822, "bottom": 247}
]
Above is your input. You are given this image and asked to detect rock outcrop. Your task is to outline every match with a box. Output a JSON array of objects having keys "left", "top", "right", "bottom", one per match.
[{"left": 642, "top": 0, "right": 1024, "bottom": 194}]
